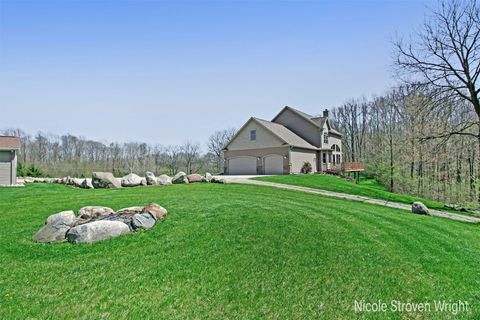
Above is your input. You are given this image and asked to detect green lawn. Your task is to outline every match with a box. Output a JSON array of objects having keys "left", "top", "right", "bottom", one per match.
[
  {"left": 1, "top": 183, "right": 479, "bottom": 319},
  {"left": 255, "top": 174, "right": 450, "bottom": 211}
]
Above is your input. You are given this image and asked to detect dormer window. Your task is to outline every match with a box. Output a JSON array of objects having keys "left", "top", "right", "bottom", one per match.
[
  {"left": 250, "top": 130, "right": 256, "bottom": 141},
  {"left": 323, "top": 132, "right": 328, "bottom": 144}
]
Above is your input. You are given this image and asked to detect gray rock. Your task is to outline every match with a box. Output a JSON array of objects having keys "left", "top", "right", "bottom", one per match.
[
  {"left": 187, "top": 173, "right": 203, "bottom": 183},
  {"left": 121, "top": 173, "right": 143, "bottom": 187},
  {"left": 92, "top": 172, "right": 122, "bottom": 189},
  {"left": 81, "top": 178, "right": 94, "bottom": 189},
  {"left": 157, "top": 174, "right": 172, "bottom": 185},
  {"left": 412, "top": 202, "right": 430, "bottom": 215},
  {"left": 172, "top": 171, "right": 189, "bottom": 184},
  {"left": 33, "top": 210, "right": 76, "bottom": 243},
  {"left": 46, "top": 210, "right": 76, "bottom": 225},
  {"left": 71, "top": 178, "right": 84, "bottom": 188},
  {"left": 211, "top": 177, "right": 227, "bottom": 184},
  {"left": 205, "top": 172, "right": 213, "bottom": 182},
  {"left": 77, "top": 206, "right": 114, "bottom": 219},
  {"left": 66, "top": 220, "right": 130, "bottom": 244},
  {"left": 145, "top": 171, "right": 157, "bottom": 185},
  {"left": 132, "top": 212, "right": 156, "bottom": 230}
]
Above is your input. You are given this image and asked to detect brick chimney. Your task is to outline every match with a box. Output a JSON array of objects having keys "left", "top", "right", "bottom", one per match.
[{"left": 323, "top": 109, "right": 329, "bottom": 118}]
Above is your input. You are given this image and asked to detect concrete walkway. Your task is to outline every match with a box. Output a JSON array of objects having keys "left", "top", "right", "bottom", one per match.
[{"left": 223, "top": 177, "right": 480, "bottom": 224}]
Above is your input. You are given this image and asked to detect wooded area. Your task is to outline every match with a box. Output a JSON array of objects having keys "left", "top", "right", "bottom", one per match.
[
  {"left": 333, "top": 0, "right": 480, "bottom": 207},
  {"left": 0, "top": 128, "right": 237, "bottom": 178}
]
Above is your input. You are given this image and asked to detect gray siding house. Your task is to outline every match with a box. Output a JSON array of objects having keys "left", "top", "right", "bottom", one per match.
[
  {"left": 0, "top": 136, "right": 20, "bottom": 185},
  {"left": 223, "top": 106, "right": 342, "bottom": 175}
]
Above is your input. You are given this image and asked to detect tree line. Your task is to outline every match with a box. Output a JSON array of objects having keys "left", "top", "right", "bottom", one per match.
[{"left": 0, "top": 128, "right": 236, "bottom": 178}]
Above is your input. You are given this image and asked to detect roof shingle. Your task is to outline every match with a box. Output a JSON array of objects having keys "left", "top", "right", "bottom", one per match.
[
  {"left": 0, "top": 136, "right": 21, "bottom": 149},
  {"left": 253, "top": 118, "right": 318, "bottom": 150}
]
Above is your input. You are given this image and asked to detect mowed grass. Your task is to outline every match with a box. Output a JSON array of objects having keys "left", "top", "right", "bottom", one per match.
[
  {"left": 0, "top": 183, "right": 479, "bottom": 319},
  {"left": 255, "top": 174, "right": 448, "bottom": 211}
]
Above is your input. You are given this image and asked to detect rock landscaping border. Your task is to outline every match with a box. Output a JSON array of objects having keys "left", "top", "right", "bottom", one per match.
[{"left": 20, "top": 171, "right": 226, "bottom": 189}]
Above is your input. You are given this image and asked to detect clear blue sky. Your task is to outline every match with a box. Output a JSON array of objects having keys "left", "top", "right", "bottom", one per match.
[{"left": 0, "top": 0, "right": 434, "bottom": 146}]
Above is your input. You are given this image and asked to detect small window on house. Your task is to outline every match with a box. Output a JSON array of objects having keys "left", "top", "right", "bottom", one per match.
[
  {"left": 323, "top": 133, "right": 328, "bottom": 144},
  {"left": 250, "top": 130, "right": 256, "bottom": 141}
]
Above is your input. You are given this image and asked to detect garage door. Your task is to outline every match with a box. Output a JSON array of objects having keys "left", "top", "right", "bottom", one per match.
[
  {"left": 0, "top": 151, "right": 12, "bottom": 185},
  {"left": 264, "top": 155, "right": 284, "bottom": 175},
  {"left": 228, "top": 157, "right": 257, "bottom": 175}
]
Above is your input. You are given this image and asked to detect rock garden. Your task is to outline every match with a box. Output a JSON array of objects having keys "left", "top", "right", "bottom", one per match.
[{"left": 33, "top": 203, "right": 168, "bottom": 244}]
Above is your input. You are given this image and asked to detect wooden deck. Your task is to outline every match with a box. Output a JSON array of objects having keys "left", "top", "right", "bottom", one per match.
[{"left": 329, "top": 162, "right": 365, "bottom": 173}]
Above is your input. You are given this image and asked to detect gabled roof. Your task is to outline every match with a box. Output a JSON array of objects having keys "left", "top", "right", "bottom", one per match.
[
  {"left": 223, "top": 117, "right": 318, "bottom": 150},
  {"left": 0, "top": 136, "right": 20, "bottom": 150},
  {"left": 253, "top": 118, "right": 317, "bottom": 150},
  {"left": 272, "top": 106, "right": 320, "bottom": 128},
  {"left": 273, "top": 106, "right": 343, "bottom": 136}
]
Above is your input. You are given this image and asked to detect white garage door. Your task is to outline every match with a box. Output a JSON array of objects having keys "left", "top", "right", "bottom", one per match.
[
  {"left": 228, "top": 157, "right": 257, "bottom": 175},
  {"left": 0, "top": 151, "right": 12, "bottom": 185},
  {"left": 264, "top": 155, "right": 284, "bottom": 175}
]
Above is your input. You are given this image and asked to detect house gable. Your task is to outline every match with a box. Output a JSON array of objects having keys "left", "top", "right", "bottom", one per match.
[
  {"left": 225, "top": 118, "right": 286, "bottom": 151},
  {"left": 271, "top": 107, "right": 321, "bottom": 147}
]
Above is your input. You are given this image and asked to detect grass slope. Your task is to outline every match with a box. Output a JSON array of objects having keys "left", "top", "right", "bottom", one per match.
[
  {"left": 0, "top": 183, "right": 479, "bottom": 319},
  {"left": 255, "top": 174, "right": 449, "bottom": 211}
]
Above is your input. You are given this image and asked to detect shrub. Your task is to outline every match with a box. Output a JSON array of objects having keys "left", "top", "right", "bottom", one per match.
[
  {"left": 25, "top": 164, "right": 45, "bottom": 177},
  {"left": 301, "top": 161, "right": 312, "bottom": 174},
  {"left": 16, "top": 162, "right": 27, "bottom": 177}
]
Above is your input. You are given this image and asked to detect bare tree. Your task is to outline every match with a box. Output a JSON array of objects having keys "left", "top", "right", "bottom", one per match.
[
  {"left": 164, "top": 145, "right": 182, "bottom": 175},
  {"left": 395, "top": 0, "right": 480, "bottom": 199},
  {"left": 181, "top": 141, "right": 200, "bottom": 174},
  {"left": 207, "top": 128, "right": 237, "bottom": 173}
]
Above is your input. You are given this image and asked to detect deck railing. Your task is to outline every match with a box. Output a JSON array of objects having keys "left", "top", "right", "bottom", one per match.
[{"left": 329, "top": 162, "right": 364, "bottom": 172}]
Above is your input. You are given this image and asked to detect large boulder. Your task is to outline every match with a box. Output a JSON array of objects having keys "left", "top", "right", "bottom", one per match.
[
  {"left": 211, "top": 177, "right": 226, "bottom": 184},
  {"left": 145, "top": 171, "right": 157, "bottom": 185},
  {"left": 132, "top": 212, "right": 156, "bottom": 230},
  {"left": 92, "top": 172, "right": 122, "bottom": 189},
  {"left": 32, "top": 210, "right": 76, "bottom": 243},
  {"left": 121, "top": 173, "right": 143, "bottom": 187},
  {"left": 142, "top": 203, "right": 168, "bottom": 220},
  {"left": 81, "top": 178, "right": 94, "bottom": 189},
  {"left": 157, "top": 174, "right": 172, "bottom": 185},
  {"left": 412, "top": 202, "right": 430, "bottom": 215},
  {"left": 187, "top": 173, "right": 203, "bottom": 183},
  {"left": 66, "top": 220, "right": 130, "bottom": 244},
  {"left": 71, "top": 178, "right": 84, "bottom": 188},
  {"left": 77, "top": 206, "right": 114, "bottom": 219},
  {"left": 204, "top": 172, "right": 213, "bottom": 182},
  {"left": 172, "top": 171, "right": 189, "bottom": 184}
]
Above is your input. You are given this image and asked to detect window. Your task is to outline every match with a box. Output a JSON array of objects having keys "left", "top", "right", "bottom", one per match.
[
  {"left": 250, "top": 130, "right": 256, "bottom": 141},
  {"left": 323, "top": 132, "right": 328, "bottom": 144},
  {"left": 331, "top": 144, "right": 340, "bottom": 152}
]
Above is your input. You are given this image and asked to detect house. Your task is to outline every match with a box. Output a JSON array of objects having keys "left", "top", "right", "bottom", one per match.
[
  {"left": 223, "top": 106, "right": 342, "bottom": 175},
  {"left": 0, "top": 136, "right": 20, "bottom": 185}
]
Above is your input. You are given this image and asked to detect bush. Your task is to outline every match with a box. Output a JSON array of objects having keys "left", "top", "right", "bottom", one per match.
[
  {"left": 301, "top": 161, "right": 313, "bottom": 174},
  {"left": 16, "top": 162, "right": 27, "bottom": 177},
  {"left": 25, "top": 164, "right": 45, "bottom": 177}
]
